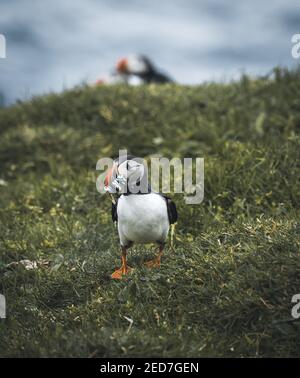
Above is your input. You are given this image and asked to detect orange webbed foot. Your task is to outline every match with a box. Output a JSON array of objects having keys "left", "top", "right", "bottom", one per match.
[
  {"left": 144, "top": 258, "right": 161, "bottom": 269},
  {"left": 111, "top": 266, "right": 133, "bottom": 279},
  {"left": 144, "top": 245, "right": 164, "bottom": 269}
]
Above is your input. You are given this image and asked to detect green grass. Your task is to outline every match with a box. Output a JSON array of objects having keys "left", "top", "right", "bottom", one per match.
[{"left": 0, "top": 67, "right": 300, "bottom": 357}]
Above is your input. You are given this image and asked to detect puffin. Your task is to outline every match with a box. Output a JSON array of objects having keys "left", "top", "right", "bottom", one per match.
[
  {"left": 116, "top": 55, "right": 173, "bottom": 84},
  {"left": 104, "top": 155, "right": 178, "bottom": 279}
]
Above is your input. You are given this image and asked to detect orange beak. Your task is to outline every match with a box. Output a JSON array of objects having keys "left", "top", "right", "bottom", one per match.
[
  {"left": 104, "top": 167, "right": 113, "bottom": 187},
  {"left": 116, "top": 57, "right": 128, "bottom": 73},
  {"left": 104, "top": 162, "right": 118, "bottom": 187}
]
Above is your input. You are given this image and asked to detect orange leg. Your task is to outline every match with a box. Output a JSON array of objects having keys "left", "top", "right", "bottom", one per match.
[
  {"left": 111, "top": 247, "right": 132, "bottom": 279},
  {"left": 144, "top": 245, "right": 164, "bottom": 268}
]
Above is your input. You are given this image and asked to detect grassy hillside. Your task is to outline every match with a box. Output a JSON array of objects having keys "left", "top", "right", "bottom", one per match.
[{"left": 0, "top": 67, "right": 300, "bottom": 357}]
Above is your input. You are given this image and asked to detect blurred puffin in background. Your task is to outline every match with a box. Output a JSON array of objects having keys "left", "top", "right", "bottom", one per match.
[
  {"left": 116, "top": 55, "right": 173, "bottom": 84},
  {"left": 104, "top": 155, "right": 177, "bottom": 279}
]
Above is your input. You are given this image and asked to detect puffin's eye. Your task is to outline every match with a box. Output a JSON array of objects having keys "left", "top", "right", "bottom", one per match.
[{"left": 127, "top": 161, "right": 138, "bottom": 171}]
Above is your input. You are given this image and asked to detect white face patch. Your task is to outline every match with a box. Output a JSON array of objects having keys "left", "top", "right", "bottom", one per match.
[
  {"left": 126, "top": 55, "right": 148, "bottom": 74},
  {"left": 118, "top": 160, "right": 144, "bottom": 180}
]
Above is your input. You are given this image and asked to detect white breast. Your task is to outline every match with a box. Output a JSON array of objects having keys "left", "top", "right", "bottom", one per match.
[{"left": 117, "top": 193, "right": 169, "bottom": 246}]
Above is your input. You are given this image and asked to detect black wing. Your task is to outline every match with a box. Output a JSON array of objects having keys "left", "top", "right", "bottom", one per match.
[
  {"left": 111, "top": 200, "right": 118, "bottom": 223},
  {"left": 162, "top": 195, "right": 178, "bottom": 224}
]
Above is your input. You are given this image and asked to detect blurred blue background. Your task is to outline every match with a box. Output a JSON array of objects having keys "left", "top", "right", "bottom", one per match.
[{"left": 0, "top": 0, "right": 300, "bottom": 104}]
